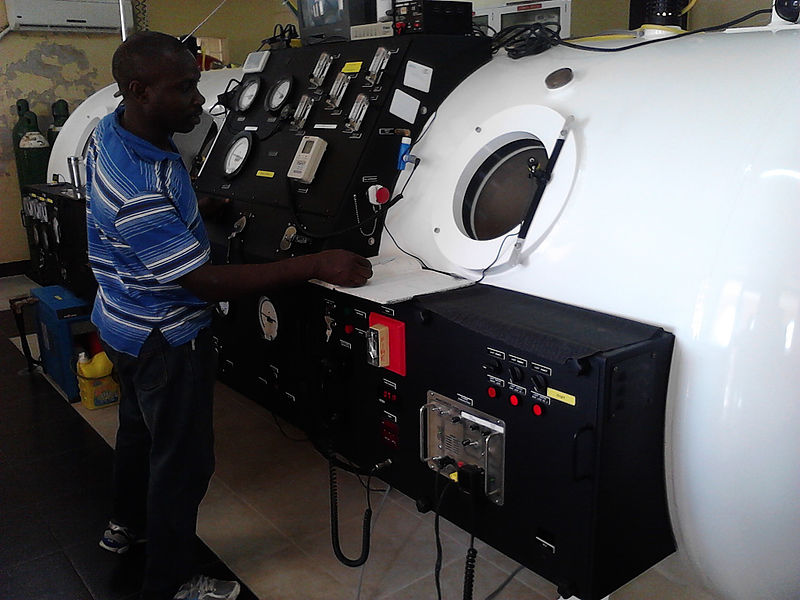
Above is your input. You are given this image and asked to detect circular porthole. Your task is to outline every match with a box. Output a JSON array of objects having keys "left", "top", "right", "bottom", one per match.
[{"left": 461, "top": 138, "right": 548, "bottom": 240}]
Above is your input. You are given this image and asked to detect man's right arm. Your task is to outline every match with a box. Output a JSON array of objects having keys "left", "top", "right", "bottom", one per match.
[{"left": 177, "top": 249, "right": 373, "bottom": 302}]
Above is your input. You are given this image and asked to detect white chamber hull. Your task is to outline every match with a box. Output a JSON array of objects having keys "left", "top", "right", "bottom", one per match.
[{"left": 385, "top": 24, "right": 800, "bottom": 600}]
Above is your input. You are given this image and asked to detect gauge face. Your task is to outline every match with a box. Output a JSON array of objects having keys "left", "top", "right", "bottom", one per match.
[
  {"left": 258, "top": 296, "right": 278, "bottom": 341},
  {"left": 217, "top": 301, "right": 230, "bottom": 316},
  {"left": 266, "top": 76, "right": 293, "bottom": 112},
  {"left": 223, "top": 132, "right": 253, "bottom": 179},
  {"left": 237, "top": 78, "right": 261, "bottom": 112}
]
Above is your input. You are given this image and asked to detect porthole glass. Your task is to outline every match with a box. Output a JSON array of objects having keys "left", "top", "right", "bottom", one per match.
[{"left": 461, "top": 138, "right": 548, "bottom": 240}]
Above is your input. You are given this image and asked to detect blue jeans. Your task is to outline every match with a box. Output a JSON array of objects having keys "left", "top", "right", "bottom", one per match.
[{"left": 103, "top": 328, "right": 216, "bottom": 599}]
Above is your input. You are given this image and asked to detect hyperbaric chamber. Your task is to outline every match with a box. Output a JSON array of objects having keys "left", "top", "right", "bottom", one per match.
[{"left": 384, "top": 19, "right": 800, "bottom": 600}]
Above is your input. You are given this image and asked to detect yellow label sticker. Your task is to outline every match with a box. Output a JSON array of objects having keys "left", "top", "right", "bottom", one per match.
[
  {"left": 342, "top": 61, "right": 363, "bottom": 74},
  {"left": 548, "top": 387, "right": 576, "bottom": 406},
  {"left": 256, "top": 170, "right": 275, "bottom": 178}
]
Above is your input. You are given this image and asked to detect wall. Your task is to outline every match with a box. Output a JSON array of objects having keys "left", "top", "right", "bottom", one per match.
[
  {"left": 147, "top": 0, "right": 296, "bottom": 65},
  {"left": 0, "top": 0, "right": 121, "bottom": 266}
]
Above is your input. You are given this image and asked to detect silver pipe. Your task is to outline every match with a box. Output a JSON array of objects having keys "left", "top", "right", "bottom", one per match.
[{"left": 119, "top": 0, "right": 129, "bottom": 41}]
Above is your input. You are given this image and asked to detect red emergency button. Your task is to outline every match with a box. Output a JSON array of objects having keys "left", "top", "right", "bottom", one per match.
[
  {"left": 509, "top": 394, "right": 520, "bottom": 407},
  {"left": 487, "top": 386, "right": 497, "bottom": 398},
  {"left": 532, "top": 404, "right": 543, "bottom": 416},
  {"left": 368, "top": 185, "right": 391, "bottom": 205}
]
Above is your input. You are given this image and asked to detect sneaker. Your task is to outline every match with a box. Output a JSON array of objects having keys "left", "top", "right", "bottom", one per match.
[
  {"left": 98, "top": 520, "right": 145, "bottom": 554},
  {"left": 173, "top": 575, "right": 240, "bottom": 600}
]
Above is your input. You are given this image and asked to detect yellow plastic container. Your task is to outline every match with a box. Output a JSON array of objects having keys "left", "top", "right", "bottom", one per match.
[{"left": 76, "top": 351, "right": 120, "bottom": 409}]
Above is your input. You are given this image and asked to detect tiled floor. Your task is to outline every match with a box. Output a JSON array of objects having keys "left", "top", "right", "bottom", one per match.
[{"left": 1, "top": 275, "right": 718, "bottom": 600}]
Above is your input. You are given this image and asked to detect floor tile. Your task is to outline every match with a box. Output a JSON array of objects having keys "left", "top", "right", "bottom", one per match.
[
  {"left": 0, "top": 275, "right": 37, "bottom": 309},
  {"left": 64, "top": 540, "right": 147, "bottom": 600},
  {"left": 236, "top": 458, "right": 369, "bottom": 541},
  {"left": 197, "top": 478, "right": 292, "bottom": 566},
  {"left": 0, "top": 551, "right": 93, "bottom": 600},
  {"left": 0, "top": 504, "right": 60, "bottom": 570},
  {"left": 377, "top": 553, "right": 553, "bottom": 600},
  {"left": 294, "top": 491, "right": 471, "bottom": 599},
  {"left": 37, "top": 483, "right": 113, "bottom": 549},
  {"left": 228, "top": 541, "right": 353, "bottom": 600}
]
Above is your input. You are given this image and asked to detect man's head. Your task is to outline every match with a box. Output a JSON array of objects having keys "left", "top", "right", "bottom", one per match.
[{"left": 112, "top": 31, "right": 204, "bottom": 135}]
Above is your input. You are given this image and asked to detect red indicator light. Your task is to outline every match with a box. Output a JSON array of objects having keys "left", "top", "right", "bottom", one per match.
[
  {"left": 344, "top": 324, "right": 354, "bottom": 334},
  {"left": 509, "top": 394, "right": 520, "bottom": 406},
  {"left": 487, "top": 386, "right": 497, "bottom": 398},
  {"left": 533, "top": 404, "right": 543, "bottom": 416}
]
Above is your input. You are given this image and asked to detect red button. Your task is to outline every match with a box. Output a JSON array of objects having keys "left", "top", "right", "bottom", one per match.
[
  {"left": 532, "top": 404, "right": 543, "bottom": 416},
  {"left": 344, "top": 324, "right": 354, "bottom": 334},
  {"left": 487, "top": 386, "right": 497, "bottom": 398},
  {"left": 509, "top": 394, "right": 520, "bottom": 406}
]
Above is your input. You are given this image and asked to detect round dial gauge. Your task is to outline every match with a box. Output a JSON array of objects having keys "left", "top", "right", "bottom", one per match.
[
  {"left": 266, "top": 76, "right": 293, "bottom": 112},
  {"left": 258, "top": 296, "right": 278, "bottom": 341},
  {"left": 223, "top": 132, "right": 253, "bottom": 179},
  {"left": 237, "top": 78, "right": 261, "bottom": 112}
]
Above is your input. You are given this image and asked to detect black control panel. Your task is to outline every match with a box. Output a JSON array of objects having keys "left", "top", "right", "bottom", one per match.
[
  {"left": 195, "top": 35, "right": 490, "bottom": 263},
  {"left": 393, "top": 0, "right": 474, "bottom": 35},
  {"left": 20, "top": 183, "right": 96, "bottom": 301},
  {"left": 300, "top": 283, "right": 676, "bottom": 600}
]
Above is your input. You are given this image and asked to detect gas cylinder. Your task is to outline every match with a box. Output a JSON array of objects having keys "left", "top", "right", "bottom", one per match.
[
  {"left": 47, "top": 100, "right": 70, "bottom": 147},
  {"left": 12, "top": 99, "right": 51, "bottom": 188}
]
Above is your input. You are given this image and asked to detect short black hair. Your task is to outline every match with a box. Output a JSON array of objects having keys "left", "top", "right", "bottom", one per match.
[{"left": 112, "top": 31, "right": 193, "bottom": 98}]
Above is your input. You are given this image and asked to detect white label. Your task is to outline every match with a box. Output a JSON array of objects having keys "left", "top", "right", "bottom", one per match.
[
  {"left": 509, "top": 383, "right": 527, "bottom": 396},
  {"left": 487, "top": 375, "right": 505, "bottom": 387},
  {"left": 403, "top": 60, "right": 433, "bottom": 93},
  {"left": 456, "top": 393, "right": 474, "bottom": 406},
  {"left": 509, "top": 354, "right": 528, "bottom": 367},
  {"left": 531, "top": 362, "right": 552, "bottom": 376},
  {"left": 389, "top": 89, "right": 420, "bottom": 125},
  {"left": 461, "top": 412, "right": 503, "bottom": 434}
]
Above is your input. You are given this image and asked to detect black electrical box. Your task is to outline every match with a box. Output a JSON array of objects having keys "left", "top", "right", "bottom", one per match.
[
  {"left": 393, "top": 0, "right": 473, "bottom": 34},
  {"left": 306, "top": 283, "right": 676, "bottom": 600},
  {"left": 21, "top": 183, "right": 97, "bottom": 301}
]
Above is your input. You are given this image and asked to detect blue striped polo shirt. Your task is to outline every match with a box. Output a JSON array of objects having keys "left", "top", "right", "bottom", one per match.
[{"left": 86, "top": 105, "right": 212, "bottom": 356}]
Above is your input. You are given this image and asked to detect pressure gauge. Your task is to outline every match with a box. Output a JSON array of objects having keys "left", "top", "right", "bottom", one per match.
[
  {"left": 266, "top": 76, "right": 293, "bottom": 112},
  {"left": 217, "top": 301, "right": 230, "bottom": 316},
  {"left": 258, "top": 296, "right": 278, "bottom": 341},
  {"left": 236, "top": 78, "right": 261, "bottom": 112},
  {"left": 223, "top": 132, "right": 254, "bottom": 179}
]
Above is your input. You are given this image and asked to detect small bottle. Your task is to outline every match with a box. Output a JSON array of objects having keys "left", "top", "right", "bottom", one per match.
[{"left": 76, "top": 352, "right": 92, "bottom": 387}]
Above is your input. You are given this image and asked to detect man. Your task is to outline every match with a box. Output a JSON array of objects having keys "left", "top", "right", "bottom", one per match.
[{"left": 86, "top": 31, "right": 372, "bottom": 600}]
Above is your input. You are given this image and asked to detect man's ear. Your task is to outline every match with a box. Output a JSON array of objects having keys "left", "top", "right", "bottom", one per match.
[{"left": 128, "top": 79, "right": 149, "bottom": 103}]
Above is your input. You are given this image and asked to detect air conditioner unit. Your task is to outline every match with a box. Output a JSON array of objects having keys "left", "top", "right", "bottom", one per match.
[{"left": 5, "top": 0, "right": 133, "bottom": 32}]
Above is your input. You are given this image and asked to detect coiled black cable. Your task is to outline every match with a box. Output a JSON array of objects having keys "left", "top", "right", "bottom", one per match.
[
  {"left": 329, "top": 460, "right": 372, "bottom": 567},
  {"left": 463, "top": 543, "right": 478, "bottom": 600}
]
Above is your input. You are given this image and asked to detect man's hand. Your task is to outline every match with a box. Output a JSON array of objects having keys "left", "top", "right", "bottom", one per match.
[{"left": 313, "top": 249, "right": 373, "bottom": 287}]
